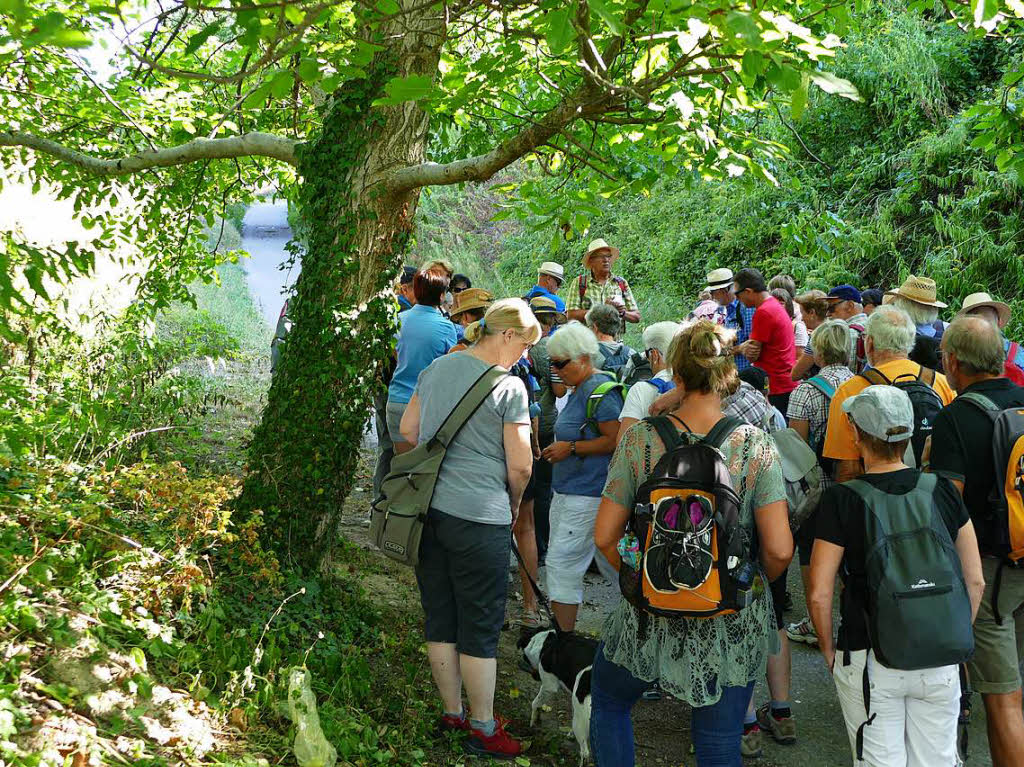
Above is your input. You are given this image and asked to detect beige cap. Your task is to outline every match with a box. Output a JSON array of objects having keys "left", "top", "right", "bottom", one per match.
[
  {"left": 704, "top": 267, "right": 734, "bottom": 292},
  {"left": 583, "top": 238, "right": 620, "bottom": 266},
  {"left": 449, "top": 288, "right": 494, "bottom": 318},
  {"left": 529, "top": 296, "right": 567, "bottom": 324},
  {"left": 538, "top": 261, "right": 564, "bottom": 280},
  {"left": 885, "top": 275, "right": 947, "bottom": 309},
  {"left": 958, "top": 292, "right": 1011, "bottom": 328}
]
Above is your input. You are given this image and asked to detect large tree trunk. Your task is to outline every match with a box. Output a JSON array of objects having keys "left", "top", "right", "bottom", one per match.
[{"left": 240, "top": 2, "right": 445, "bottom": 572}]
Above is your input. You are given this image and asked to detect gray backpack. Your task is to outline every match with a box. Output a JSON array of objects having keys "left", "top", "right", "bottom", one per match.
[
  {"left": 370, "top": 365, "right": 506, "bottom": 566},
  {"left": 844, "top": 472, "right": 973, "bottom": 670}
]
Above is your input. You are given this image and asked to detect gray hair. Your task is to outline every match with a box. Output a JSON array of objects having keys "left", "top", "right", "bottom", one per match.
[
  {"left": 891, "top": 295, "right": 939, "bottom": 326},
  {"left": 811, "top": 319, "right": 851, "bottom": 367},
  {"left": 642, "top": 321, "right": 682, "bottom": 359},
  {"left": 944, "top": 316, "right": 1005, "bottom": 376},
  {"left": 547, "top": 321, "right": 602, "bottom": 366},
  {"left": 866, "top": 305, "right": 917, "bottom": 355},
  {"left": 585, "top": 303, "right": 622, "bottom": 338}
]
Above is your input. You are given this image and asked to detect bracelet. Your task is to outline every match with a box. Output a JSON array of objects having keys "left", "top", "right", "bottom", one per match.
[{"left": 570, "top": 441, "right": 577, "bottom": 456}]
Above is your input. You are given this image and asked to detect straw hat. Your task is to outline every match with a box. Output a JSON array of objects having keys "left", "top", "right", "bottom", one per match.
[
  {"left": 449, "top": 288, "right": 494, "bottom": 318},
  {"left": 885, "top": 275, "right": 947, "bottom": 309},
  {"left": 583, "top": 238, "right": 620, "bottom": 266},
  {"left": 958, "top": 292, "right": 1011, "bottom": 328},
  {"left": 704, "top": 268, "right": 734, "bottom": 292},
  {"left": 538, "top": 261, "right": 565, "bottom": 281},
  {"left": 529, "top": 296, "right": 567, "bottom": 324}
]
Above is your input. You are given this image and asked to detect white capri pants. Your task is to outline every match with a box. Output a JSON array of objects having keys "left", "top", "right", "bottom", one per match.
[
  {"left": 832, "top": 649, "right": 960, "bottom": 767},
  {"left": 545, "top": 492, "right": 617, "bottom": 604}
]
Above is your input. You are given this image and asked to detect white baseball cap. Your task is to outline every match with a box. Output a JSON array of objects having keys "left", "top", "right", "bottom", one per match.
[{"left": 842, "top": 385, "right": 915, "bottom": 442}]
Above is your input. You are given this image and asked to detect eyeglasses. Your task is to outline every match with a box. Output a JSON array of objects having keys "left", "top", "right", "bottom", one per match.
[
  {"left": 451, "top": 285, "right": 468, "bottom": 294},
  {"left": 550, "top": 358, "right": 572, "bottom": 370},
  {"left": 644, "top": 348, "right": 657, "bottom": 358}
]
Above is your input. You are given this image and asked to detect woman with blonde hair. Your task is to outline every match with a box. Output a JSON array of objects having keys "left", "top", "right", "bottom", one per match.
[
  {"left": 791, "top": 290, "right": 829, "bottom": 380},
  {"left": 591, "top": 320, "right": 793, "bottom": 767},
  {"left": 399, "top": 298, "right": 541, "bottom": 759}
]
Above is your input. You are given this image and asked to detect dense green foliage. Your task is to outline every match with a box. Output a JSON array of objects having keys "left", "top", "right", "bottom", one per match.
[{"left": 450, "top": 8, "right": 1024, "bottom": 345}]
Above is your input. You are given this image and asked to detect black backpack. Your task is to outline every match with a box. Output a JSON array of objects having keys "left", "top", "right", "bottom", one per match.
[{"left": 858, "top": 366, "right": 942, "bottom": 468}]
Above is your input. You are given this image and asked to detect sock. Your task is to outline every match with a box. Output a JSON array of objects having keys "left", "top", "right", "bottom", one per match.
[
  {"left": 471, "top": 718, "right": 497, "bottom": 736},
  {"left": 770, "top": 701, "right": 792, "bottom": 720},
  {"left": 744, "top": 710, "right": 757, "bottom": 729},
  {"left": 444, "top": 708, "right": 465, "bottom": 721}
]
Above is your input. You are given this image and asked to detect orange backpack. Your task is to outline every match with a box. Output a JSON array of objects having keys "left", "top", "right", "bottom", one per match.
[{"left": 618, "top": 414, "right": 759, "bottom": 618}]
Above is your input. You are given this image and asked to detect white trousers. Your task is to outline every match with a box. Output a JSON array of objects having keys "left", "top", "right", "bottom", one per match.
[
  {"left": 545, "top": 492, "right": 616, "bottom": 604},
  {"left": 832, "top": 649, "right": 960, "bottom": 767}
]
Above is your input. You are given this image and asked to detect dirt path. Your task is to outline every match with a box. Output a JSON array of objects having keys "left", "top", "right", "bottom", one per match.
[{"left": 345, "top": 443, "right": 995, "bottom": 766}]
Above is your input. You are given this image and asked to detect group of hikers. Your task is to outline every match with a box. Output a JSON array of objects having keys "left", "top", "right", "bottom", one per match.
[{"left": 370, "top": 238, "right": 1024, "bottom": 767}]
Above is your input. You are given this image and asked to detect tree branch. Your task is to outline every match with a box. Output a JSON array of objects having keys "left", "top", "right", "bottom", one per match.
[
  {"left": 0, "top": 131, "right": 299, "bottom": 174},
  {"left": 385, "top": 87, "right": 605, "bottom": 192}
]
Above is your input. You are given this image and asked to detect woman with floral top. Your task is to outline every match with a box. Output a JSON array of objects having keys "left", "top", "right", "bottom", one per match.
[{"left": 592, "top": 320, "right": 793, "bottom": 767}]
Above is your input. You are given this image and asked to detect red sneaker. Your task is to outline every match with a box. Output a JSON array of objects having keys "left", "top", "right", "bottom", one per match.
[
  {"left": 439, "top": 712, "right": 470, "bottom": 732},
  {"left": 463, "top": 718, "right": 523, "bottom": 759}
]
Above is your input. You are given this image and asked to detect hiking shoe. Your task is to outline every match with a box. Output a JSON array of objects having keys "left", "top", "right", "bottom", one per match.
[
  {"left": 757, "top": 704, "right": 797, "bottom": 745},
  {"left": 786, "top": 617, "right": 818, "bottom": 645},
  {"left": 741, "top": 724, "right": 763, "bottom": 758},
  {"left": 439, "top": 712, "right": 471, "bottom": 733},
  {"left": 518, "top": 609, "right": 542, "bottom": 629},
  {"left": 464, "top": 719, "right": 522, "bottom": 759}
]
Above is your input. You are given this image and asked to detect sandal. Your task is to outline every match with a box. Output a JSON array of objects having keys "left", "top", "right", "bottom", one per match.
[{"left": 519, "top": 609, "right": 542, "bottom": 628}]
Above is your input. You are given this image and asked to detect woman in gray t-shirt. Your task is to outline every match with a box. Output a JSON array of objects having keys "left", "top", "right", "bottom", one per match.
[{"left": 398, "top": 298, "right": 540, "bottom": 759}]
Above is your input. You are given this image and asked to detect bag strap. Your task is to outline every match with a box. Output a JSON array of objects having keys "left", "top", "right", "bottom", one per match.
[
  {"left": 704, "top": 415, "right": 744, "bottom": 449},
  {"left": 959, "top": 391, "right": 1000, "bottom": 414},
  {"left": 806, "top": 375, "right": 835, "bottom": 400},
  {"left": 646, "top": 415, "right": 685, "bottom": 452},
  {"left": 858, "top": 367, "right": 891, "bottom": 387},
  {"left": 1008, "top": 342, "right": 1020, "bottom": 366},
  {"left": 578, "top": 274, "right": 588, "bottom": 303},
  {"left": 430, "top": 365, "right": 507, "bottom": 449},
  {"left": 917, "top": 365, "right": 936, "bottom": 387},
  {"left": 586, "top": 381, "right": 625, "bottom": 420}
]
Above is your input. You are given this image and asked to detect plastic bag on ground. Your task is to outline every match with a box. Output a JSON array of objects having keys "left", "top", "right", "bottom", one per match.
[{"left": 286, "top": 666, "right": 337, "bottom": 767}]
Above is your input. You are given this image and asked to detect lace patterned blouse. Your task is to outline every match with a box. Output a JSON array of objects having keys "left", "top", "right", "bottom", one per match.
[{"left": 600, "top": 418, "right": 787, "bottom": 708}]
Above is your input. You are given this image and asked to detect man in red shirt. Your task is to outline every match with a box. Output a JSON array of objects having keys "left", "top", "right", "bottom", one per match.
[{"left": 734, "top": 267, "right": 797, "bottom": 413}]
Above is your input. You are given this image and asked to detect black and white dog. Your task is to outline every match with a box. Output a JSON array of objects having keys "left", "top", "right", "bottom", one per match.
[{"left": 517, "top": 627, "right": 598, "bottom": 767}]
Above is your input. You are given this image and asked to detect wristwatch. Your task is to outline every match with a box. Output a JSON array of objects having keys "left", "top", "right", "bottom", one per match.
[{"left": 570, "top": 441, "right": 577, "bottom": 456}]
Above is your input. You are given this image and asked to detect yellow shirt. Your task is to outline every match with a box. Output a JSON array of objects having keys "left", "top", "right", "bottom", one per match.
[{"left": 822, "top": 359, "right": 956, "bottom": 461}]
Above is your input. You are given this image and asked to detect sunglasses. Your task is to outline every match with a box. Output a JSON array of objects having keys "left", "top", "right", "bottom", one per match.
[
  {"left": 451, "top": 286, "right": 468, "bottom": 294},
  {"left": 550, "top": 358, "right": 572, "bottom": 370}
]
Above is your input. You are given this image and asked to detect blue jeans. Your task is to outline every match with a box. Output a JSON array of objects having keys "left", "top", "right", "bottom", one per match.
[{"left": 590, "top": 643, "right": 755, "bottom": 767}]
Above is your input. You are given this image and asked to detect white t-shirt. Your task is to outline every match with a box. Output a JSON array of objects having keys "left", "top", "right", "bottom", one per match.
[{"left": 619, "top": 370, "right": 674, "bottom": 422}]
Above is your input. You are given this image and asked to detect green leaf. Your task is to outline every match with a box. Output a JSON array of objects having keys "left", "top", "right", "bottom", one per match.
[
  {"left": 184, "top": 21, "right": 223, "bottom": 56},
  {"left": 766, "top": 63, "right": 802, "bottom": 92},
  {"left": 375, "top": 74, "right": 434, "bottom": 105},
  {"left": 269, "top": 69, "right": 294, "bottom": 99},
  {"left": 376, "top": 0, "right": 399, "bottom": 14},
  {"left": 971, "top": 0, "right": 999, "bottom": 27},
  {"left": 589, "top": 0, "right": 624, "bottom": 35},
  {"left": 297, "top": 59, "right": 320, "bottom": 83},
  {"left": 725, "top": 11, "right": 760, "bottom": 46},
  {"left": 284, "top": 4, "right": 303, "bottom": 24},
  {"left": 545, "top": 8, "right": 574, "bottom": 56},
  {"left": 809, "top": 71, "right": 861, "bottom": 102},
  {"left": 740, "top": 50, "right": 765, "bottom": 81},
  {"left": 791, "top": 72, "right": 809, "bottom": 120},
  {"left": 50, "top": 29, "right": 92, "bottom": 48}
]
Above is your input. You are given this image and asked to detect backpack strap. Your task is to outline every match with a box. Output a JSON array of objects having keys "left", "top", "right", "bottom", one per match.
[
  {"left": 429, "top": 366, "right": 507, "bottom": 449},
  {"left": 917, "top": 365, "right": 936, "bottom": 387},
  {"left": 578, "top": 273, "right": 588, "bottom": 304},
  {"left": 614, "top": 275, "right": 628, "bottom": 295},
  {"left": 704, "top": 415, "right": 745, "bottom": 449},
  {"left": 806, "top": 375, "right": 836, "bottom": 400},
  {"left": 858, "top": 367, "right": 892, "bottom": 387},
  {"left": 959, "top": 391, "right": 1000, "bottom": 414},
  {"left": 645, "top": 415, "right": 685, "bottom": 453},
  {"left": 585, "top": 381, "right": 627, "bottom": 420},
  {"left": 1008, "top": 342, "right": 1021, "bottom": 366}
]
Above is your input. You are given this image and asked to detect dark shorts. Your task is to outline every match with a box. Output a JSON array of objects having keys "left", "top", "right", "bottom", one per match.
[
  {"left": 796, "top": 508, "right": 819, "bottom": 567},
  {"left": 415, "top": 508, "right": 510, "bottom": 658},
  {"left": 770, "top": 572, "right": 787, "bottom": 631}
]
